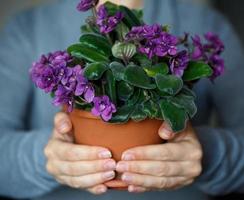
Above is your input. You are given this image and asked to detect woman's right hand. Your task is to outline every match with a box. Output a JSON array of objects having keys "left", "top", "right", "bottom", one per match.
[{"left": 44, "top": 112, "right": 116, "bottom": 195}]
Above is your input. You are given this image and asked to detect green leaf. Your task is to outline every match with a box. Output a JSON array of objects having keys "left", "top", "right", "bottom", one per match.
[
  {"left": 119, "top": 5, "right": 142, "bottom": 28},
  {"left": 181, "top": 86, "right": 196, "bottom": 99},
  {"left": 109, "top": 105, "right": 134, "bottom": 123},
  {"left": 171, "top": 94, "right": 197, "bottom": 118},
  {"left": 137, "top": 90, "right": 151, "bottom": 104},
  {"left": 132, "top": 9, "right": 144, "bottom": 23},
  {"left": 131, "top": 105, "right": 147, "bottom": 122},
  {"left": 159, "top": 100, "right": 188, "bottom": 132},
  {"left": 84, "top": 62, "right": 109, "bottom": 80},
  {"left": 67, "top": 44, "right": 109, "bottom": 63},
  {"left": 144, "top": 62, "right": 169, "bottom": 77},
  {"left": 112, "top": 41, "right": 136, "bottom": 60},
  {"left": 183, "top": 61, "right": 213, "bottom": 81},
  {"left": 127, "top": 88, "right": 141, "bottom": 106},
  {"left": 79, "top": 34, "right": 112, "bottom": 56},
  {"left": 155, "top": 74, "right": 183, "bottom": 95},
  {"left": 133, "top": 54, "right": 152, "bottom": 67},
  {"left": 105, "top": 70, "right": 117, "bottom": 105},
  {"left": 124, "top": 65, "right": 156, "bottom": 89},
  {"left": 143, "top": 100, "right": 159, "bottom": 119},
  {"left": 104, "top": 1, "right": 119, "bottom": 15},
  {"left": 109, "top": 62, "right": 125, "bottom": 81},
  {"left": 117, "top": 81, "right": 134, "bottom": 101}
]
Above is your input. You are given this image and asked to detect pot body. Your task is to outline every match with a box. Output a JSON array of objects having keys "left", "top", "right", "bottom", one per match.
[{"left": 69, "top": 109, "right": 163, "bottom": 188}]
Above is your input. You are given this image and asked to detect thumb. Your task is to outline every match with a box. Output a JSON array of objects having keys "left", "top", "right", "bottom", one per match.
[
  {"left": 158, "top": 122, "right": 175, "bottom": 140},
  {"left": 54, "top": 112, "right": 73, "bottom": 142}
]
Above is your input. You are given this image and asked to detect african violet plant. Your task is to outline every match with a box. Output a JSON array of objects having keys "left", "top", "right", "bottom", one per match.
[{"left": 30, "top": 0, "right": 225, "bottom": 132}]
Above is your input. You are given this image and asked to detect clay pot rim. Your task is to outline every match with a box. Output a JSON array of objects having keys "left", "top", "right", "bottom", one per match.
[{"left": 69, "top": 108, "right": 101, "bottom": 120}]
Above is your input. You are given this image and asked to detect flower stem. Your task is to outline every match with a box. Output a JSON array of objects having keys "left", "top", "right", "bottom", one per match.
[
  {"left": 92, "top": 7, "right": 97, "bottom": 18},
  {"left": 106, "top": 34, "right": 113, "bottom": 45}
]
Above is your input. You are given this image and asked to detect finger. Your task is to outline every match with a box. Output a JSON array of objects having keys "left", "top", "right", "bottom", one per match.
[
  {"left": 86, "top": 184, "right": 107, "bottom": 195},
  {"left": 54, "top": 112, "right": 72, "bottom": 135},
  {"left": 45, "top": 140, "right": 112, "bottom": 161},
  {"left": 58, "top": 171, "right": 115, "bottom": 189},
  {"left": 48, "top": 159, "right": 116, "bottom": 176},
  {"left": 158, "top": 122, "right": 175, "bottom": 140},
  {"left": 117, "top": 160, "right": 200, "bottom": 177},
  {"left": 128, "top": 185, "right": 148, "bottom": 193},
  {"left": 121, "top": 173, "right": 188, "bottom": 189},
  {"left": 122, "top": 143, "right": 195, "bottom": 161}
]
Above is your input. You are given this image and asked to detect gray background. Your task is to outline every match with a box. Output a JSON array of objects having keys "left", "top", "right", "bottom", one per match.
[{"left": 0, "top": 0, "right": 243, "bottom": 44}]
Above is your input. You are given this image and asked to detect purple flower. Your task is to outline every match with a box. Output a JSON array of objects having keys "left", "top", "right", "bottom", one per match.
[
  {"left": 77, "top": 0, "right": 98, "bottom": 12},
  {"left": 170, "top": 50, "right": 190, "bottom": 77},
  {"left": 191, "top": 35, "right": 205, "bottom": 60},
  {"left": 53, "top": 85, "right": 74, "bottom": 112},
  {"left": 191, "top": 33, "right": 225, "bottom": 80},
  {"left": 29, "top": 51, "right": 73, "bottom": 92},
  {"left": 96, "top": 5, "right": 124, "bottom": 34},
  {"left": 209, "top": 54, "right": 225, "bottom": 80},
  {"left": 204, "top": 32, "right": 225, "bottom": 54},
  {"left": 126, "top": 24, "right": 178, "bottom": 59},
  {"left": 91, "top": 95, "right": 116, "bottom": 121},
  {"left": 75, "top": 74, "right": 95, "bottom": 103}
]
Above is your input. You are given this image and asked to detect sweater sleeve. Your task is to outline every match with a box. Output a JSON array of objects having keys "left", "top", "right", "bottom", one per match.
[
  {"left": 195, "top": 9, "right": 244, "bottom": 196},
  {"left": 0, "top": 13, "right": 59, "bottom": 199}
]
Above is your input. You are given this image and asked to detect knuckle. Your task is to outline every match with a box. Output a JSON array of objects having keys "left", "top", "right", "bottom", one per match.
[
  {"left": 69, "top": 177, "right": 82, "bottom": 189},
  {"left": 192, "top": 164, "right": 202, "bottom": 177},
  {"left": 190, "top": 149, "right": 202, "bottom": 160},
  {"left": 64, "top": 148, "right": 79, "bottom": 160},
  {"left": 54, "top": 112, "right": 67, "bottom": 125},
  {"left": 160, "top": 146, "right": 171, "bottom": 160},
  {"left": 159, "top": 178, "right": 168, "bottom": 189},
  {"left": 46, "top": 162, "right": 53, "bottom": 174},
  {"left": 130, "top": 163, "right": 140, "bottom": 173},
  {"left": 66, "top": 164, "right": 80, "bottom": 176}
]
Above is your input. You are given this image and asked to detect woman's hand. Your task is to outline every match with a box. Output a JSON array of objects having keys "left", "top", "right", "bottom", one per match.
[
  {"left": 116, "top": 122, "right": 203, "bottom": 193},
  {"left": 44, "top": 112, "right": 116, "bottom": 195}
]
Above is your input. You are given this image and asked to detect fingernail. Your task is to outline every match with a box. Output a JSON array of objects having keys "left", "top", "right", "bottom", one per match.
[
  {"left": 97, "top": 186, "right": 106, "bottom": 194},
  {"left": 98, "top": 150, "right": 112, "bottom": 159},
  {"left": 122, "top": 174, "right": 132, "bottom": 183},
  {"left": 59, "top": 121, "right": 69, "bottom": 132},
  {"left": 122, "top": 153, "right": 135, "bottom": 161},
  {"left": 103, "top": 160, "right": 116, "bottom": 170},
  {"left": 128, "top": 185, "right": 134, "bottom": 192},
  {"left": 103, "top": 171, "right": 115, "bottom": 180},
  {"left": 116, "top": 162, "right": 128, "bottom": 172},
  {"left": 159, "top": 128, "right": 172, "bottom": 139}
]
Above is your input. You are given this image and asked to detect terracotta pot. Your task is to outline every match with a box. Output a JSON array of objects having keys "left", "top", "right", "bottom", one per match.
[{"left": 68, "top": 109, "right": 163, "bottom": 189}]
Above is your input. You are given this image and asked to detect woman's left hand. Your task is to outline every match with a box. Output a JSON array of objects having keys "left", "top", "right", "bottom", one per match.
[{"left": 116, "top": 122, "right": 203, "bottom": 193}]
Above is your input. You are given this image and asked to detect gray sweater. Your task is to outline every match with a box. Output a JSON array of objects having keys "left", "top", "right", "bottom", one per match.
[{"left": 0, "top": 0, "right": 244, "bottom": 199}]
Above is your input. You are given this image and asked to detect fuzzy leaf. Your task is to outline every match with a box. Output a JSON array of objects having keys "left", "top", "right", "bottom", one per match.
[
  {"left": 84, "top": 62, "right": 109, "bottom": 80},
  {"left": 183, "top": 61, "right": 213, "bottom": 81},
  {"left": 117, "top": 81, "right": 134, "bottom": 101},
  {"left": 159, "top": 99, "right": 188, "bottom": 132},
  {"left": 112, "top": 42, "right": 136, "bottom": 60},
  {"left": 109, "top": 62, "right": 125, "bottom": 81},
  {"left": 79, "top": 34, "right": 112, "bottom": 56},
  {"left": 124, "top": 65, "right": 156, "bottom": 89},
  {"left": 155, "top": 74, "right": 183, "bottom": 95},
  {"left": 144, "top": 62, "right": 169, "bottom": 77},
  {"left": 109, "top": 105, "right": 134, "bottom": 123},
  {"left": 67, "top": 44, "right": 109, "bottom": 63},
  {"left": 105, "top": 70, "right": 117, "bottom": 104},
  {"left": 131, "top": 105, "right": 147, "bottom": 122},
  {"left": 119, "top": 5, "right": 142, "bottom": 28}
]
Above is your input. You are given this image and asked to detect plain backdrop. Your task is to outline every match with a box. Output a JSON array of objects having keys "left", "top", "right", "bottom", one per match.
[{"left": 0, "top": 0, "right": 210, "bottom": 29}]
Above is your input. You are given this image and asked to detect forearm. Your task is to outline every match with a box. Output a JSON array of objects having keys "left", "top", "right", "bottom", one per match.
[
  {"left": 195, "top": 126, "right": 244, "bottom": 195},
  {"left": 0, "top": 128, "right": 59, "bottom": 199}
]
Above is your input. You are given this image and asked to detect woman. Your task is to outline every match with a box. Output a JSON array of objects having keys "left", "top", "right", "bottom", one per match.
[{"left": 0, "top": 0, "right": 244, "bottom": 199}]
